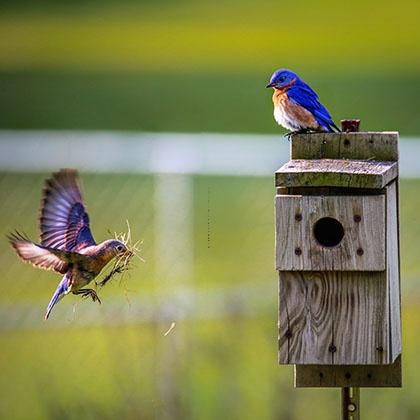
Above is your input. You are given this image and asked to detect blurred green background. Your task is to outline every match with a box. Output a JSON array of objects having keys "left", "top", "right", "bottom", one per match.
[{"left": 1, "top": 1, "right": 420, "bottom": 419}]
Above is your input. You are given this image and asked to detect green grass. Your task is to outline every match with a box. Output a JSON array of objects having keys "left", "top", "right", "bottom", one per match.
[
  {"left": 1, "top": 173, "right": 420, "bottom": 419},
  {"left": 1, "top": 70, "right": 420, "bottom": 135}
]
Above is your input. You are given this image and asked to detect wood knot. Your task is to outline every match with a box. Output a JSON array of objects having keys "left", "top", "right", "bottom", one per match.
[
  {"left": 376, "top": 346, "right": 384, "bottom": 352},
  {"left": 285, "top": 329, "right": 293, "bottom": 339}
]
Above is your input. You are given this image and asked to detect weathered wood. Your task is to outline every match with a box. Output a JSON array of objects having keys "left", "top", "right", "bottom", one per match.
[
  {"left": 275, "top": 159, "right": 398, "bottom": 189},
  {"left": 291, "top": 132, "right": 399, "bottom": 161},
  {"left": 276, "top": 194, "right": 386, "bottom": 271},
  {"left": 387, "top": 181, "right": 402, "bottom": 360},
  {"left": 279, "top": 271, "right": 389, "bottom": 365},
  {"left": 276, "top": 186, "right": 385, "bottom": 196},
  {"left": 294, "top": 356, "right": 402, "bottom": 388}
]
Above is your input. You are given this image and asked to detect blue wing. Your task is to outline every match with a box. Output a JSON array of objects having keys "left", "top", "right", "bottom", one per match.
[
  {"left": 287, "top": 81, "right": 338, "bottom": 132},
  {"left": 40, "top": 169, "right": 96, "bottom": 251}
]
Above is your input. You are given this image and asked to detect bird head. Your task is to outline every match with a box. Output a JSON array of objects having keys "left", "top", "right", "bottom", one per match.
[
  {"left": 107, "top": 239, "right": 131, "bottom": 257},
  {"left": 266, "top": 69, "right": 298, "bottom": 89}
]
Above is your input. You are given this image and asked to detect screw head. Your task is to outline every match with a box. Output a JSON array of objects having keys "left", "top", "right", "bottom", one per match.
[
  {"left": 294, "top": 247, "right": 302, "bottom": 256},
  {"left": 295, "top": 213, "right": 302, "bottom": 222},
  {"left": 357, "top": 248, "right": 364, "bottom": 256},
  {"left": 353, "top": 214, "right": 362, "bottom": 222},
  {"left": 347, "top": 403, "right": 357, "bottom": 413},
  {"left": 328, "top": 344, "right": 337, "bottom": 353}
]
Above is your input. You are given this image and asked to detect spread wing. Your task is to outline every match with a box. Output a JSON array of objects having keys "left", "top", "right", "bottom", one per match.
[
  {"left": 288, "top": 81, "right": 338, "bottom": 132},
  {"left": 40, "top": 169, "right": 96, "bottom": 251},
  {"left": 8, "top": 231, "right": 68, "bottom": 274}
]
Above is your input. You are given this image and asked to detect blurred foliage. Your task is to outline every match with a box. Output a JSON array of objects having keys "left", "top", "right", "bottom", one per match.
[
  {"left": 0, "top": 0, "right": 419, "bottom": 74},
  {"left": 1, "top": 70, "right": 420, "bottom": 135},
  {"left": 0, "top": 0, "right": 419, "bottom": 134},
  {"left": 0, "top": 173, "right": 420, "bottom": 419}
]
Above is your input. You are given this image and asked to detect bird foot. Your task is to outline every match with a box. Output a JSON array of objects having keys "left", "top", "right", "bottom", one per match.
[
  {"left": 74, "top": 288, "right": 101, "bottom": 304},
  {"left": 284, "top": 128, "right": 312, "bottom": 140},
  {"left": 96, "top": 265, "right": 127, "bottom": 288}
]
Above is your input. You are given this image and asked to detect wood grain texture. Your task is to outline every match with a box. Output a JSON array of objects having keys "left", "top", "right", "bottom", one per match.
[
  {"left": 279, "top": 271, "right": 389, "bottom": 365},
  {"left": 277, "top": 186, "right": 385, "bottom": 196},
  {"left": 294, "top": 356, "right": 402, "bottom": 387},
  {"left": 275, "top": 159, "right": 398, "bottom": 189},
  {"left": 276, "top": 194, "right": 386, "bottom": 271},
  {"left": 386, "top": 181, "right": 402, "bottom": 361},
  {"left": 291, "top": 132, "right": 399, "bottom": 161}
]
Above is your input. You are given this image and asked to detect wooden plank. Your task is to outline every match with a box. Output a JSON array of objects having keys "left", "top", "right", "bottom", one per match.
[
  {"left": 279, "top": 271, "right": 389, "bottom": 365},
  {"left": 294, "top": 356, "right": 402, "bottom": 387},
  {"left": 275, "top": 159, "right": 398, "bottom": 189},
  {"left": 291, "top": 132, "right": 399, "bottom": 161},
  {"left": 276, "top": 186, "right": 385, "bottom": 196},
  {"left": 386, "top": 181, "right": 402, "bottom": 361},
  {"left": 276, "top": 194, "right": 386, "bottom": 271}
]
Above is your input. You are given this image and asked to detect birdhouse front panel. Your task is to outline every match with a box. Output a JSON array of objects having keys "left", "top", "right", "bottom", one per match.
[{"left": 275, "top": 194, "right": 386, "bottom": 271}]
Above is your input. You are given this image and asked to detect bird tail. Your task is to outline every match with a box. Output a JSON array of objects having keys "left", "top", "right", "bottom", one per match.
[
  {"left": 45, "top": 273, "right": 71, "bottom": 320},
  {"left": 330, "top": 122, "right": 341, "bottom": 132}
]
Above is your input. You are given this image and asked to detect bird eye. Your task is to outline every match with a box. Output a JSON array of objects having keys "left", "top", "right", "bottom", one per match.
[
  {"left": 278, "top": 76, "right": 286, "bottom": 83},
  {"left": 116, "top": 245, "right": 124, "bottom": 252}
]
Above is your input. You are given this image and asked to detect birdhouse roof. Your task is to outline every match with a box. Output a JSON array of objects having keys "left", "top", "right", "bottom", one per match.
[
  {"left": 275, "top": 132, "right": 399, "bottom": 189},
  {"left": 276, "top": 158, "right": 398, "bottom": 189}
]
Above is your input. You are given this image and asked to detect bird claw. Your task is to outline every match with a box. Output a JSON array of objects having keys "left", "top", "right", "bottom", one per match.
[
  {"left": 284, "top": 128, "right": 313, "bottom": 140},
  {"left": 97, "top": 265, "right": 127, "bottom": 288},
  {"left": 75, "top": 288, "right": 101, "bottom": 304}
]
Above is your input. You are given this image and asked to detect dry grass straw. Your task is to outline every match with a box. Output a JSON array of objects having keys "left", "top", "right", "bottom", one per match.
[{"left": 97, "top": 221, "right": 143, "bottom": 288}]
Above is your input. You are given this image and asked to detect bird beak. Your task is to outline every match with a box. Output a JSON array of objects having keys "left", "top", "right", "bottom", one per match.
[{"left": 266, "top": 82, "right": 275, "bottom": 88}]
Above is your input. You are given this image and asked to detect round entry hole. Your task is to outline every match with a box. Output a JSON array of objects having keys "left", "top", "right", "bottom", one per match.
[{"left": 313, "top": 217, "right": 344, "bottom": 248}]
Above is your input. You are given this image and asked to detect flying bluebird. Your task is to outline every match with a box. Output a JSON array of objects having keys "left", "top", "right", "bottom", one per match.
[
  {"left": 266, "top": 69, "right": 340, "bottom": 135},
  {"left": 8, "top": 169, "right": 131, "bottom": 320}
]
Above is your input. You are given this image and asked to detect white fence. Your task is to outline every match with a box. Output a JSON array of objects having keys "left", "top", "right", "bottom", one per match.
[{"left": 1, "top": 131, "right": 418, "bottom": 330}]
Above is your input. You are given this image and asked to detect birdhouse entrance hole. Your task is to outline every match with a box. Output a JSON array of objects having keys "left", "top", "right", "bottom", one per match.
[{"left": 313, "top": 217, "right": 344, "bottom": 248}]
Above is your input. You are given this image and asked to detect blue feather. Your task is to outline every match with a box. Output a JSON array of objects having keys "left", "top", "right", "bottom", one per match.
[
  {"left": 287, "top": 80, "right": 336, "bottom": 132},
  {"left": 45, "top": 273, "right": 71, "bottom": 320}
]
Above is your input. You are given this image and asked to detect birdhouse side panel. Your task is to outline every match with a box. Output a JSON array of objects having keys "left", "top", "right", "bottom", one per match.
[{"left": 387, "top": 181, "right": 402, "bottom": 361}]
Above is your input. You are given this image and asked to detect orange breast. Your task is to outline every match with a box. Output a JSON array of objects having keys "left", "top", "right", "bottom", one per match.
[{"left": 272, "top": 90, "right": 319, "bottom": 130}]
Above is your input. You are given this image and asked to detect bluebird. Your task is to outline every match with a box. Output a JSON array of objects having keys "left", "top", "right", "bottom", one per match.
[
  {"left": 266, "top": 69, "right": 340, "bottom": 135},
  {"left": 8, "top": 169, "right": 131, "bottom": 320}
]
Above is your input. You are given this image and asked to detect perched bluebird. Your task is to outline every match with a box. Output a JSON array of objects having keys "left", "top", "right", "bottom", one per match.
[
  {"left": 8, "top": 169, "right": 131, "bottom": 320},
  {"left": 266, "top": 69, "right": 340, "bottom": 135}
]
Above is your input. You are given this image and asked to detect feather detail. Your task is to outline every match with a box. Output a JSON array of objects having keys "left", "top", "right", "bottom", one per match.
[
  {"left": 45, "top": 273, "right": 72, "bottom": 319},
  {"left": 8, "top": 231, "right": 68, "bottom": 274},
  {"left": 40, "top": 169, "right": 96, "bottom": 251}
]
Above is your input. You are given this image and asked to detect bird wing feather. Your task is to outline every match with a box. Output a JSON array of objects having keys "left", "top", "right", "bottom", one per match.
[
  {"left": 8, "top": 232, "right": 69, "bottom": 273},
  {"left": 8, "top": 231, "right": 87, "bottom": 274},
  {"left": 40, "top": 169, "right": 96, "bottom": 251},
  {"left": 287, "top": 82, "right": 336, "bottom": 131}
]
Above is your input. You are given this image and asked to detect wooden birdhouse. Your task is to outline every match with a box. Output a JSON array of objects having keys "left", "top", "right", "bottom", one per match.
[{"left": 275, "top": 131, "right": 401, "bottom": 388}]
